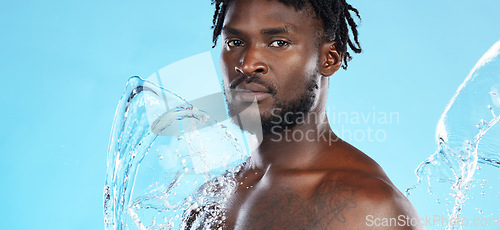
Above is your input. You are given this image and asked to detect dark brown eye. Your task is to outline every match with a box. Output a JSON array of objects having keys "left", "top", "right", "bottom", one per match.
[
  {"left": 227, "top": 40, "right": 243, "bottom": 47},
  {"left": 270, "top": 40, "right": 289, "bottom": 48}
]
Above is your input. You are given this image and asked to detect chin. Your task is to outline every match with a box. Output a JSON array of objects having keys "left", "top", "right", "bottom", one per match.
[{"left": 228, "top": 102, "right": 265, "bottom": 135}]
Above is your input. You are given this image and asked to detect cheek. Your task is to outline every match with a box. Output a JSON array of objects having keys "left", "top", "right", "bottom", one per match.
[
  {"left": 282, "top": 45, "right": 319, "bottom": 72},
  {"left": 220, "top": 51, "right": 237, "bottom": 101},
  {"left": 274, "top": 52, "right": 318, "bottom": 94},
  {"left": 220, "top": 52, "right": 234, "bottom": 81}
]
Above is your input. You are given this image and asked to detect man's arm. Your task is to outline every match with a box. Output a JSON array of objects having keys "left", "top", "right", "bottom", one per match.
[{"left": 317, "top": 174, "right": 424, "bottom": 230}]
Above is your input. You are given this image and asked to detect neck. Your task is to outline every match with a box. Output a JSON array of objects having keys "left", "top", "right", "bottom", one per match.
[
  {"left": 246, "top": 76, "right": 339, "bottom": 172},
  {"left": 248, "top": 108, "right": 340, "bottom": 172}
]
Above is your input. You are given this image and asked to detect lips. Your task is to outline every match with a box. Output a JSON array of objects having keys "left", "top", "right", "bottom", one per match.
[
  {"left": 235, "top": 83, "right": 270, "bottom": 93},
  {"left": 232, "top": 83, "right": 272, "bottom": 102}
]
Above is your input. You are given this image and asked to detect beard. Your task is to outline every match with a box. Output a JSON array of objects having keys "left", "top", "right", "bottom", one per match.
[
  {"left": 226, "top": 74, "right": 319, "bottom": 135},
  {"left": 260, "top": 77, "right": 318, "bottom": 134}
]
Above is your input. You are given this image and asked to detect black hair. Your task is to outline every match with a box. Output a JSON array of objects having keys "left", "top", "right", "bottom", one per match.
[{"left": 211, "top": 0, "right": 362, "bottom": 69}]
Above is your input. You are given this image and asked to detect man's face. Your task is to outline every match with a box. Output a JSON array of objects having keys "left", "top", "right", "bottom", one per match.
[{"left": 221, "top": 0, "right": 324, "bottom": 134}]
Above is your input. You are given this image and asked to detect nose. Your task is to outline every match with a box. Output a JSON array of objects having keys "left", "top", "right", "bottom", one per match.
[{"left": 235, "top": 45, "right": 269, "bottom": 75}]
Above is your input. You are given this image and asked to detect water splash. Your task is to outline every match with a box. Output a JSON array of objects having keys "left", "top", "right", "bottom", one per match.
[
  {"left": 408, "top": 41, "right": 500, "bottom": 229},
  {"left": 103, "top": 76, "right": 250, "bottom": 229}
]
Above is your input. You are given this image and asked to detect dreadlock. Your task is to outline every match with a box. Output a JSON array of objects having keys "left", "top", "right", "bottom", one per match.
[{"left": 210, "top": 0, "right": 362, "bottom": 69}]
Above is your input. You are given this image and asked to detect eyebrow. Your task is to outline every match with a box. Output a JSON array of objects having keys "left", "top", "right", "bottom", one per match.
[
  {"left": 261, "top": 26, "right": 294, "bottom": 35},
  {"left": 222, "top": 26, "right": 242, "bottom": 36},
  {"left": 222, "top": 26, "right": 295, "bottom": 36}
]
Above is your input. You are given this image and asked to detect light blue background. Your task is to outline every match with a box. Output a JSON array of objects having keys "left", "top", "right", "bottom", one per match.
[{"left": 1, "top": 0, "right": 499, "bottom": 229}]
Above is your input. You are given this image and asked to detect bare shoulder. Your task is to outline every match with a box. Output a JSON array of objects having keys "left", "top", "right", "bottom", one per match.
[{"left": 312, "top": 170, "right": 424, "bottom": 229}]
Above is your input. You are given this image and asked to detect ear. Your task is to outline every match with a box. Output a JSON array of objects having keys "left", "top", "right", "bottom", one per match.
[{"left": 319, "top": 41, "right": 342, "bottom": 77}]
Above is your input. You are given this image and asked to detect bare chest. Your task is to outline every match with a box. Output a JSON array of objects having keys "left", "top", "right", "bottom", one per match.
[
  {"left": 223, "top": 175, "right": 357, "bottom": 230},
  {"left": 225, "top": 187, "right": 316, "bottom": 229}
]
